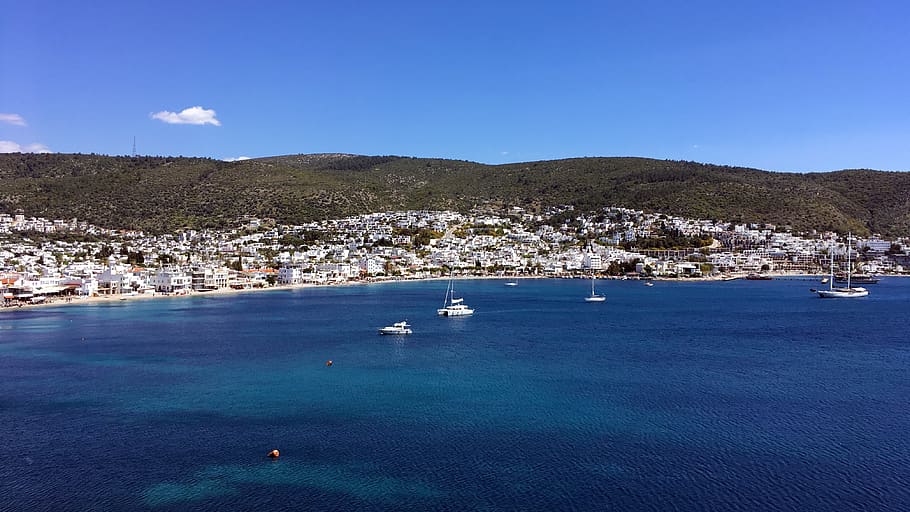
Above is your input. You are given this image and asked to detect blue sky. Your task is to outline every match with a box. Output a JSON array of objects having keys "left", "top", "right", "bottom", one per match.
[{"left": 2, "top": 0, "right": 909, "bottom": 172}]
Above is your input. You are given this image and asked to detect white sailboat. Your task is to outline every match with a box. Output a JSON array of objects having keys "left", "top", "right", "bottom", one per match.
[
  {"left": 817, "top": 234, "right": 868, "bottom": 298},
  {"left": 437, "top": 274, "right": 474, "bottom": 316},
  {"left": 585, "top": 276, "right": 606, "bottom": 302}
]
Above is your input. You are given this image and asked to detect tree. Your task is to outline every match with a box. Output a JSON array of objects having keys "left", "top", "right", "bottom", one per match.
[
  {"left": 384, "top": 260, "right": 397, "bottom": 276},
  {"left": 96, "top": 245, "right": 114, "bottom": 260},
  {"left": 127, "top": 251, "right": 144, "bottom": 265},
  {"left": 606, "top": 261, "right": 623, "bottom": 275},
  {"left": 259, "top": 248, "right": 278, "bottom": 267}
]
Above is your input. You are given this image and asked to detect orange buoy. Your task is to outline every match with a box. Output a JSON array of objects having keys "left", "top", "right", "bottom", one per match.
[
  {"left": 267, "top": 449, "right": 280, "bottom": 459},
  {"left": 325, "top": 360, "right": 333, "bottom": 367}
]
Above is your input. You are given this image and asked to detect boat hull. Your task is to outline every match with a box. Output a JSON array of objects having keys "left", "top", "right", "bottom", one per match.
[
  {"left": 817, "top": 287, "right": 869, "bottom": 298},
  {"left": 379, "top": 328, "right": 412, "bottom": 335},
  {"left": 835, "top": 276, "right": 879, "bottom": 284},
  {"left": 437, "top": 306, "right": 474, "bottom": 316},
  {"left": 379, "top": 321, "right": 412, "bottom": 334}
]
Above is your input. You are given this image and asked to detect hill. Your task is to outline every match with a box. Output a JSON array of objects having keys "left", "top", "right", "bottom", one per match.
[{"left": 1, "top": 152, "right": 909, "bottom": 236}]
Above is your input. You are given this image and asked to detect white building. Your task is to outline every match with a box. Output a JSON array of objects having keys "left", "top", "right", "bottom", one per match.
[
  {"left": 859, "top": 237, "right": 892, "bottom": 253},
  {"left": 64, "top": 276, "right": 99, "bottom": 296},
  {"left": 97, "top": 267, "right": 128, "bottom": 295},
  {"left": 316, "top": 263, "right": 358, "bottom": 280},
  {"left": 191, "top": 267, "right": 230, "bottom": 290},
  {"left": 149, "top": 267, "right": 192, "bottom": 293},
  {"left": 582, "top": 252, "right": 603, "bottom": 270},
  {"left": 278, "top": 265, "right": 306, "bottom": 284},
  {"left": 359, "top": 257, "right": 386, "bottom": 276}
]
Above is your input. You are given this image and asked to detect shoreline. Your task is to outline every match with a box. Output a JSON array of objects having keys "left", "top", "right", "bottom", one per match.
[{"left": 3, "top": 271, "right": 905, "bottom": 314}]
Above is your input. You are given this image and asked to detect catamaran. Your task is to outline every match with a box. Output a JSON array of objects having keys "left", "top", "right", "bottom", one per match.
[{"left": 437, "top": 275, "right": 474, "bottom": 316}]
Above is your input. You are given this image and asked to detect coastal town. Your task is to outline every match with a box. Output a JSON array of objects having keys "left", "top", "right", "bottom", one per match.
[{"left": 2, "top": 206, "right": 908, "bottom": 307}]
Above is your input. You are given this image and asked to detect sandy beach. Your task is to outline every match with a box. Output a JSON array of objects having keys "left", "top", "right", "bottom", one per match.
[{"left": 1, "top": 276, "right": 452, "bottom": 313}]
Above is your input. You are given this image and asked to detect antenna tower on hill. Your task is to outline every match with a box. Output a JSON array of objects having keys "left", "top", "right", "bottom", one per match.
[{"left": 132, "top": 136, "right": 137, "bottom": 157}]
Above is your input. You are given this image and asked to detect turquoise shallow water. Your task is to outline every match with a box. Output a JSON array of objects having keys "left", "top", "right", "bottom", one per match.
[{"left": 1, "top": 278, "right": 909, "bottom": 510}]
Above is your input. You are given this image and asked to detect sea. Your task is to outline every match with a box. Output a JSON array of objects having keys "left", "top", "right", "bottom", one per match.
[{"left": 1, "top": 277, "right": 909, "bottom": 511}]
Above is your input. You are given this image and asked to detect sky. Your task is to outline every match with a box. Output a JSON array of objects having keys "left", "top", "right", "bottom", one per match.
[{"left": 2, "top": 0, "right": 909, "bottom": 172}]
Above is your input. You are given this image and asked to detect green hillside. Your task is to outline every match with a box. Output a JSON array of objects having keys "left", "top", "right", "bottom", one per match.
[{"left": 1, "top": 152, "right": 908, "bottom": 236}]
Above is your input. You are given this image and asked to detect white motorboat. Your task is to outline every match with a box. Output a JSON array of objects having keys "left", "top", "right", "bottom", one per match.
[
  {"left": 437, "top": 275, "right": 474, "bottom": 316},
  {"left": 379, "top": 321, "right": 412, "bottom": 335}
]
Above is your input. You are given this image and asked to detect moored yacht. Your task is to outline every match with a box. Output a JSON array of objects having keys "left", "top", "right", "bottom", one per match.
[
  {"left": 379, "top": 321, "right": 412, "bottom": 335},
  {"left": 817, "top": 234, "right": 869, "bottom": 298},
  {"left": 834, "top": 273, "right": 879, "bottom": 285},
  {"left": 817, "top": 286, "right": 868, "bottom": 298},
  {"left": 437, "top": 297, "right": 474, "bottom": 316},
  {"left": 437, "top": 276, "right": 474, "bottom": 316},
  {"left": 585, "top": 276, "right": 606, "bottom": 302}
]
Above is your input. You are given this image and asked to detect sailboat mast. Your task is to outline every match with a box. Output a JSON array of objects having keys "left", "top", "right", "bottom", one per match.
[
  {"left": 846, "top": 233, "right": 852, "bottom": 290},
  {"left": 443, "top": 271, "right": 456, "bottom": 307}
]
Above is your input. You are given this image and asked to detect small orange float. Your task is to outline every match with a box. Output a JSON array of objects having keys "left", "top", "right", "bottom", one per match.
[{"left": 325, "top": 360, "right": 333, "bottom": 367}]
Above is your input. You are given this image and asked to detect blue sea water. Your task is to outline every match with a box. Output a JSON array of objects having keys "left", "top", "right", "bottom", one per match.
[{"left": 1, "top": 277, "right": 909, "bottom": 511}]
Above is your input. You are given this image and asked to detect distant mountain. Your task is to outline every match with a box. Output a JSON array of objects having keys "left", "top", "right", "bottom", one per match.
[{"left": 1, "top": 152, "right": 909, "bottom": 236}]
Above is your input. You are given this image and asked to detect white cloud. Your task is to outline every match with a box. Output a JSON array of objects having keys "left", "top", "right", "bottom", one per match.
[
  {"left": 27, "top": 143, "right": 51, "bottom": 153},
  {"left": 223, "top": 156, "right": 251, "bottom": 162},
  {"left": 0, "top": 140, "right": 51, "bottom": 153},
  {"left": 150, "top": 106, "right": 221, "bottom": 126},
  {"left": 0, "top": 113, "right": 27, "bottom": 126}
]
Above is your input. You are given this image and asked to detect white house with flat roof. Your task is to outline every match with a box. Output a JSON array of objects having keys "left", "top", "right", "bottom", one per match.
[
  {"left": 150, "top": 267, "right": 192, "bottom": 293},
  {"left": 278, "top": 265, "right": 306, "bottom": 284}
]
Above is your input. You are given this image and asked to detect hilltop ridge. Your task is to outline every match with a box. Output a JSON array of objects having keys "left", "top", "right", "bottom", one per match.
[{"left": 1, "top": 152, "right": 908, "bottom": 236}]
